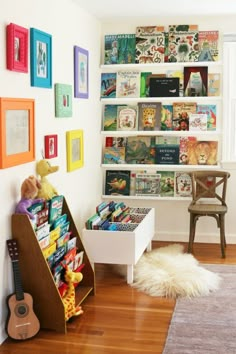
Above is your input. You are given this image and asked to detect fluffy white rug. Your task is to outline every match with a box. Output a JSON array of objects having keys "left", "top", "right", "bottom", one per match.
[{"left": 131, "top": 244, "right": 221, "bottom": 298}]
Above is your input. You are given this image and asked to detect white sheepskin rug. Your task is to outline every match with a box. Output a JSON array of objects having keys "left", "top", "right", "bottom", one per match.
[{"left": 131, "top": 244, "right": 221, "bottom": 298}]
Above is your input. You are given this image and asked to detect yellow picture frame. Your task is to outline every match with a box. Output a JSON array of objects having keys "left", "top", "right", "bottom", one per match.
[{"left": 66, "top": 129, "right": 84, "bottom": 172}]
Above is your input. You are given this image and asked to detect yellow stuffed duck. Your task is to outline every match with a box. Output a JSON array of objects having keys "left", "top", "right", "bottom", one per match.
[{"left": 36, "top": 159, "right": 59, "bottom": 200}]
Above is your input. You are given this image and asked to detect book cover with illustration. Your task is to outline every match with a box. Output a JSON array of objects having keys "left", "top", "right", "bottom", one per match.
[
  {"left": 116, "top": 71, "right": 140, "bottom": 98},
  {"left": 172, "top": 101, "right": 197, "bottom": 131},
  {"left": 161, "top": 105, "right": 173, "bottom": 130},
  {"left": 168, "top": 24, "right": 199, "bottom": 62},
  {"left": 208, "top": 73, "right": 220, "bottom": 96},
  {"left": 189, "top": 113, "right": 207, "bottom": 131},
  {"left": 135, "top": 26, "right": 165, "bottom": 64},
  {"left": 117, "top": 34, "right": 136, "bottom": 64},
  {"left": 149, "top": 77, "right": 179, "bottom": 97},
  {"left": 159, "top": 171, "right": 175, "bottom": 197},
  {"left": 138, "top": 102, "right": 162, "bottom": 131},
  {"left": 135, "top": 173, "right": 161, "bottom": 196},
  {"left": 175, "top": 172, "right": 192, "bottom": 197},
  {"left": 140, "top": 71, "right": 152, "bottom": 97},
  {"left": 188, "top": 140, "right": 218, "bottom": 165},
  {"left": 197, "top": 104, "right": 217, "bottom": 131},
  {"left": 166, "top": 69, "right": 184, "bottom": 97},
  {"left": 184, "top": 66, "right": 208, "bottom": 97},
  {"left": 105, "top": 170, "right": 131, "bottom": 196},
  {"left": 104, "top": 35, "right": 118, "bottom": 64},
  {"left": 101, "top": 73, "right": 116, "bottom": 98},
  {"left": 126, "top": 136, "right": 155, "bottom": 164},
  {"left": 129, "top": 169, "right": 147, "bottom": 196},
  {"left": 198, "top": 30, "right": 219, "bottom": 62},
  {"left": 155, "top": 136, "right": 180, "bottom": 165},
  {"left": 103, "top": 146, "right": 126, "bottom": 164},
  {"left": 102, "top": 104, "right": 119, "bottom": 131},
  {"left": 117, "top": 105, "right": 138, "bottom": 131},
  {"left": 179, "top": 136, "right": 197, "bottom": 165}
]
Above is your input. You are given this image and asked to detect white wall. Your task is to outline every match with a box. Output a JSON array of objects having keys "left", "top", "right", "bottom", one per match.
[
  {"left": 0, "top": 0, "right": 101, "bottom": 344},
  {"left": 101, "top": 15, "right": 236, "bottom": 244}
]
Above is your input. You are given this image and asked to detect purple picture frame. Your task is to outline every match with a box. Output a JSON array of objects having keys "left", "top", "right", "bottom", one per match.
[{"left": 74, "top": 46, "right": 89, "bottom": 99}]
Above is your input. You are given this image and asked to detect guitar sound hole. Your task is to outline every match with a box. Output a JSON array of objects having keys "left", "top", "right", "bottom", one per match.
[{"left": 15, "top": 303, "right": 29, "bottom": 318}]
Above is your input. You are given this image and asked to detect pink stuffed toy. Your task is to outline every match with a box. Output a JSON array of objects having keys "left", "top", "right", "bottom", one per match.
[{"left": 15, "top": 175, "right": 44, "bottom": 220}]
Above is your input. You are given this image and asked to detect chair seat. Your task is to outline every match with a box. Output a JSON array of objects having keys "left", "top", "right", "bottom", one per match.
[{"left": 188, "top": 204, "right": 227, "bottom": 215}]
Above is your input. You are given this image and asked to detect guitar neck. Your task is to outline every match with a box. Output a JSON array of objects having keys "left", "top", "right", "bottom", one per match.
[{"left": 12, "top": 261, "right": 24, "bottom": 301}]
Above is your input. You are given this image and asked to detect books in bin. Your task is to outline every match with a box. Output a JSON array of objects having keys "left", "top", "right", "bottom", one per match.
[
  {"left": 101, "top": 73, "right": 116, "bottom": 98},
  {"left": 116, "top": 71, "right": 140, "bottom": 98},
  {"left": 135, "top": 26, "right": 165, "bottom": 64},
  {"left": 138, "top": 102, "right": 162, "bottom": 131},
  {"left": 135, "top": 173, "right": 161, "bottom": 197},
  {"left": 49, "top": 195, "right": 63, "bottom": 224},
  {"left": 105, "top": 170, "right": 131, "bottom": 196}
]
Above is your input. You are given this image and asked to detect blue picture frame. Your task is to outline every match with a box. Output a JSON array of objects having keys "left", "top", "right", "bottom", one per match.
[
  {"left": 30, "top": 28, "right": 52, "bottom": 88},
  {"left": 74, "top": 46, "right": 89, "bottom": 99}
]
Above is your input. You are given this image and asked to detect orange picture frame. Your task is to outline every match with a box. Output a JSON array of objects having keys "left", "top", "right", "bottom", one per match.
[{"left": 0, "top": 97, "right": 35, "bottom": 169}]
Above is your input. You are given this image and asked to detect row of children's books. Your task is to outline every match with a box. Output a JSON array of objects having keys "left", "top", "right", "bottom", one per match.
[
  {"left": 103, "top": 102, "right": 217, "bottom": 132},
  {"left": 103, "top": 136, "right": 218, "bottom": 166},
  {"left": 101, "top": 68, "right": 220, "bottom": 99},
  {"left": 29, "top": 195, "right": 84, "bottom": 297},
  {"left": 104, "top": 170, "right": 214, "bottom": 198},
  {"left": 104, "top": 26, "right": 219, "bottom": 64}
]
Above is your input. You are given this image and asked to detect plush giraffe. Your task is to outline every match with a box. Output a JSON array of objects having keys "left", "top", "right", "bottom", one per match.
[{"left": 62, "top": 266, "right": 84, "bottom": 321}]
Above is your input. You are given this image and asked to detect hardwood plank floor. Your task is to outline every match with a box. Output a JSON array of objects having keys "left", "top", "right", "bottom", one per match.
[{"left": 1, "top": 242, "right": 236, "bottom": 353}]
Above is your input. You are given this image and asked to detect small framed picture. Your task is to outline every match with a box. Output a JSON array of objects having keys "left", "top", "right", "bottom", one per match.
[
  {"left": 66, "top": 130, "right": 84, "bottom": 172},
  {"left": 44, "top": 134, "right": 58, "bottom": 159},
  {"left": 74, "top": 46, "right": 89, "bottom": 99},
  {"left": 30, "top": 28, "right": 52, "bottom": 88},
  {"left": 55, "top": 83, "right": 72, "bottom": 117},
  {"left": 0, "top": 98, "right": 35, "bottom": 169},
  {"left": 6, "top": 23, "right": 29, "bottom": 72}
]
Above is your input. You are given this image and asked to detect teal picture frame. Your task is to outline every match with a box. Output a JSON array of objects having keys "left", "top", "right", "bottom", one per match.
[
  {"left": 30, "top": 28, "right": 52, "bottom": 88},
  {"left": 55, "top": 83, "right": 72, "bottom": 117}
]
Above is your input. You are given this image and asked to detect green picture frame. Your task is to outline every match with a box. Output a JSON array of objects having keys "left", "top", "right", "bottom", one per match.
[{"left": 55, "top": 83, "right": 72, "bottom": 117}]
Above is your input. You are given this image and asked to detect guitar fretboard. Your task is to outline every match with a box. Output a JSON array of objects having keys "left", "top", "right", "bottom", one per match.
[{"left": 12, "top": 261, "right": 24, "bottom": 301}]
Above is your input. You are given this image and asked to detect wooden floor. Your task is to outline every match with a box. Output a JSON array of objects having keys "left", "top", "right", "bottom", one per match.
[{"left": 1, "top": 241, "right": 236, "bottom": 353}]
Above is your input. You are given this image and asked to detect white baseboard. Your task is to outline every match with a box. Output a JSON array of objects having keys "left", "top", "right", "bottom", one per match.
[
  {"left": 0, "top": 323, "right": 7, "bottom": 345},
  {"left": 154, "top": 231, "right": 236, "bottom": 244}
]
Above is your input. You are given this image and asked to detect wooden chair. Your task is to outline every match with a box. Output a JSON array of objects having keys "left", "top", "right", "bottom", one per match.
[{"left": 188, "top": 170, "right": 230, "bottom": 258}]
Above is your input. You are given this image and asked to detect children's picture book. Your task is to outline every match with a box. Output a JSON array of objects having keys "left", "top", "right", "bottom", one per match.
[
  {"left": 140, "top": 72, "right": 152, "bottom": 97},
  {"left": 149, "top": 77, "right": 179, "bottom": 97},
  {"left": 103, "top": 146, "right": 126, "bottom": 164},
  {"left": 184, "top": 66, "right": 208, "bottom": 97},
  {"left": 117, "top": 34, "right": 136, "bottom": 64},
  {"left": 161, "top": 105, "right": 173, "bottom": 130},
  {"left": 198, "top": 30, "right": 219, "bottom": 62},
  {"left": 188, "top": 140, "right": 218, "bottom": 165},
  {"left": 101, "top": 72, "right": 116, "bottom": 98},
  {"left": 189, "top": 113, "right": 207, "bottom": 131},
  {"left": 104, "top": 35, "right": 118, "bottom": 64},
  {"left": 117, "top": 105, "right": 138, "bottom": 131},
  {"left": 197, "top": 104, "right": 217, "bottom": 131},
  {"left": 129, "top": 169, "right": 147, "bottom": 196},
  {"left": 159, "top": 171, "right": 175, "bottom": 197},
  {"left": 126, "top": 136, "right": 155, "bottom": 164},
  {"left": 172, "top": 102, "right": 197, "bottom": 131},
  {"left": 208, "top": 73, "right": 220, "bottom": 96},
  {"left": 155, "top": 137, "right": 180, "bottom": 165},
  {"left": 135, "top": 173, "right": 161, "bottom": 196},
  {"left": 175, "top": 172, "right": 192, "bottom": 197},
  {"left": 102, "top": 104, "right": 119, "bottom": 131},
  {"left": 135, "top": 26, "right": 165, "bottom": 64},
  {"left": 138, "top": 102, "right": 162, "bottom": 131},
  {"left": 49, "top": 195, "right": 63, "bottom": 224},
  {"left": 179, "top": 136, "right": 197, "bottom": 165},
  {"left": 105, "top": 170, "right": 131, "bottom": 196},
  {"left": 166, "top": 69, "right": 184, "bottom": 97},
  {"left": 116, "top": 71, "right": 140, "bottom": 98},
  {"left": 168, "top": 24, "right": 199, "bottom": 62}
]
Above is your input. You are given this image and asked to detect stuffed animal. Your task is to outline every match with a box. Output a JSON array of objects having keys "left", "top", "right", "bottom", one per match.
[
  {"left": 15, "top": 175, "right": 44, "bottom": 220},
  {"left": 36, "top": 159, "right": 59, "bottom": 200},
  {"left": 62, "top": 266, "right": 83, "bottom": 321}
]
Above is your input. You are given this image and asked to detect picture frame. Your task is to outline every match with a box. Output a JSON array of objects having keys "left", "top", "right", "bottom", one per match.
[
  {"left": 6, "top": 23, "right": 29, "bottom": 73},
  {"left": 0, "top": 98, "right": 35, "bottom": 169},
  {"left": 66, "top": 129, "right": 84, "bottom": 172},
  {"left": 30, "top": 28, "right": 52, "bottom": 88},
  {"left": 55, "top": 83, "right": 72, "bottom": 117},
  {"left": 44, "top": 134, "right": 58, "bottom": 159},
  {"left": 74, "top": 46, "right": 89, "bottom": 99}
]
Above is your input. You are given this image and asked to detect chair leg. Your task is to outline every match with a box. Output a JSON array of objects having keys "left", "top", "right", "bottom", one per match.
[
  {"left": 188, "top": 213, "right": 196, "bottom": 253},
  {"left": 219, "top": 214, "right": 226, "bottom": 258}
]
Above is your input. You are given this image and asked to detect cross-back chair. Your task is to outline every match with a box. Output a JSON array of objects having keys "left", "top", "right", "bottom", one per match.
[{"left": 188, "top": 170, "right": 230, "bottom": 258}]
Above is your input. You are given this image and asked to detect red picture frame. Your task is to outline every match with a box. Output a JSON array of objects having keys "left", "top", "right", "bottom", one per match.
[
  {"left": 44, "top": 135, "right": 58, "bottom": 159},
  {"left": 6, "top": 23, "right": 28, "bottom": 73}
]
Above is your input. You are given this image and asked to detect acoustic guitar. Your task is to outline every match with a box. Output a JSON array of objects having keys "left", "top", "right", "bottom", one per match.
[{"left": 6, "top": 239, "right": 40, "bottom": 340}]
